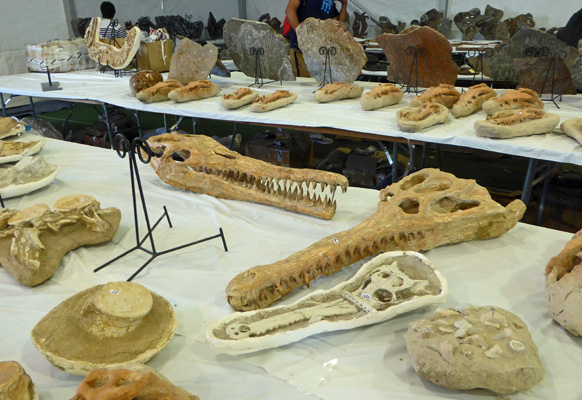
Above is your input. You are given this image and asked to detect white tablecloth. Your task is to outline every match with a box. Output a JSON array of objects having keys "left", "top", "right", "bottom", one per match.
[{"left": 0, "top": 137, "right": 580, "bottom": 399}]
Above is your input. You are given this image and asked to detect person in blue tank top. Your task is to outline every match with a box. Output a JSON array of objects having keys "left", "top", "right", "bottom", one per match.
[{"left": 285, "top": 0, "right": 348, "bottom": 77}]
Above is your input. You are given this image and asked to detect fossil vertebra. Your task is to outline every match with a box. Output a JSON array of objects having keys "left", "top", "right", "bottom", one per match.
[
  {"left": 147, "top": 133, "right": 348, "bottom": 219},
  {"left": 0, "top": 194, "right": 121, "bottom": 286},
  {"left": 227, "top": 168, "right": 525, "bottom": 311},
  {"left": 208, "top": 251, "right": 447, "bottom": 354}
]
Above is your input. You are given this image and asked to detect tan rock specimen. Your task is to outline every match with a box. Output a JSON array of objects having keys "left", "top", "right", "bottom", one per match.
[
  {"left": 296, "top": 18, "right": 367, "bottom": 84},
  {"left": 0, "top": 118, "right": 25, "bottom": 140},
  {"left": 475, "top": 108, "right": 560, "bottom": 139},
  {"left": 226, "top": 168, "right": 525, "bottom": 310},
  {"left": 513, "top": 57, "right": 577, "bottom": 95},
  {"left": 0, "top": 139, "right": 45, "bottom": 163},
  {"left": 84, "top": 18, "right": 141, "bottom": 69},
  {"left": 129, "top": 70, "right": 163, "bottom": 96},
  {"left": 376, "top": 26, "right": 458, "bottom": 88},
  {"left": 482, "top": 88, "right": 543, "bottom": 115},
  {"left": 0, "top": 361, "right": 38, "bottom": 400},
  {"left": 410, "top": 84, "right": 460, "bottom": 108},
  {"left": 168, "top": 39, "right": 218, "bottom": 84},
  {"left": 406, "top": 305, "right": 545, "bottom": 394},
  {"left": 221, "top": 88, "right": 258, "bottom": 110},
  {"left": 397, "top": 103, "right": 450, "bottom": 132},
  {"left": 546, "top": 229, "right": 582, "bottom": 336},
  {"left": 147, "top": 133, "right": 348, "bottom": 220},
  {"left": 360, "top": 83, "right": 403, "bottom": 111},
  {"left": 314, "top": 82, "right": 363, "bottom": 103},
  {"left": 32, "top": 281, "right": 177, "bottom": 375},
  {"left": 70, "top": 364, "right": 198, "bottom": 400},
  {"left": 250, "top": 90, "right": 298, "bottom": 112},
  {"left": 136, "top": 79, "right": 183, "bottom": 103},
  {"left": 451, "top": 83, "right": 497, "bottom": 118},
  {"left": 0, "top": 194, "right": 121, "bottom": 286},
  {"left": 560, "top": 118, "right": 582, "bottom": 146},
  {"left": 167, "top": 80, "right": 221, "bottom": 103}
]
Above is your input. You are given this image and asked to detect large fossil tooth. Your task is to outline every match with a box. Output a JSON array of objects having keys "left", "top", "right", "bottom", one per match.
[{"left": 227, "top": 168, "right": 525, "bottom": 311}]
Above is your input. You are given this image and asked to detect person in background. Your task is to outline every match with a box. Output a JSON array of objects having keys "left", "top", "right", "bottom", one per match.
[
  {"left": 557, "top": 8, "right": 582, "bottom": 48},
  {"left": 99, "top": 1, "right": 127, "bottom": 40},
  {"left": 285, "top": 0, "right": 348, "bottom": 77}
]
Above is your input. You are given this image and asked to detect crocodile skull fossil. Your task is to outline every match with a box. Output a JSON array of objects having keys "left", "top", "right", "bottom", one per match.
[
  {"left": 226, "top": 168, "right": 526, "bottom": 311},
  {"left": 147, "top": 133, "right": 348, "bottom": 219}
]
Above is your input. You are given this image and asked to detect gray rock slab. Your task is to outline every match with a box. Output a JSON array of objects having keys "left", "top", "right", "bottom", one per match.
[{"left": 168, "top": 39, "right": 218, "bottom": 84}]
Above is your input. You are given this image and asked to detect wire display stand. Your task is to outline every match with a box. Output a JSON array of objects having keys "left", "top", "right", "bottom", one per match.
[
  {"left": 248, "top": 46, "right": 279, "bottom": 88},
  {"left": 400, "top": 46, "right": 427, "bottom": 95},
  {"left": 94, "top": 134, "right": 228, "bottom": 281},
  {"left": 318, "top": 46, "right": 337, "bottom": 87},
  {"left": 466, "top": 47, "right": 493, "bottom": 88},
  {"left": 525, "top": 46, "right": 566, "bottom": 109},
  {"left": 98, "top": 19, "right": 138, "bottom": 78}
]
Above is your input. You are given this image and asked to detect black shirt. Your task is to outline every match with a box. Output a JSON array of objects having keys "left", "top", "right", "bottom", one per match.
[{"left": 288, "top": 0, "right": 340, "bottom": 49}]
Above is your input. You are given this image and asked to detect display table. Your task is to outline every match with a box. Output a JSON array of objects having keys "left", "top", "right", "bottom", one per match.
[{"left": 0, "top": 137, "right": 580, "bottom": 399}]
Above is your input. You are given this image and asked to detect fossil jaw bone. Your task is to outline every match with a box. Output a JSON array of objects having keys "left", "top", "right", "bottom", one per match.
[
  {"left": 226, "top": 168, "right": 525, "bottom": 311},
  {"left": 147, "top": 133, "right": 348, "bottom": 219}
]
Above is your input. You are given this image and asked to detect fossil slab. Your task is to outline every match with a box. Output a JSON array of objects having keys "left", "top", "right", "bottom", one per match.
[
  {"left": 224, "top": 18, "right": 295, "bottom": 82},
  {"left": 376, "top": 26, "right": 458, "bottom": 88},
  {"left": 0, "top": 194, "right": 121, "bottom": 286},
  {"left": 227, "top": 168, "right": 525, "bottom": 311},
  {"left": 480, "top": 5, "right": 504, "bottom": 40},
  {"left": 147, "top": 133, "right": 348, "bottom": 219},
  {"left": 561, "top": 118, "right": 582, "bottom": 146},
  {"left": 0, "top": 138, "right": 45, "bottom": 164},
  {"left": 352, "top": 12, "right": 369, "bottom": 39},
  {"left": 0, "top": 361, "right": 38, "bottom": 400},
  {"left": 297, "top": 18, "right": 367, "bottom": 84},
  {"left": 0, "top": 117, "right": 25, "bottom": 140},
  {"left": 32, "top": 281, "right": 177, "bottom": 375},
  {"left": 168, "top": 39, "right": 218, "bottom": 84},
  {"left": 207, "top": 12, "right": 226, "bottom": 40},
  {"left": 208, "top": 251, "right": 447, "bottom": 354},
  {"left": 420, "top": 9, "right": 451, "bottom": 38},
  {"left": 406, "top": 305, "right": 544, "bottom": 394},
  {"left": 71, "top": 364, "right": 198, "bottom": 400},
  {"left": 454, "top": 8, "right": 498, "bottom": 41},
  {"left": 513, "top": 57, "right": 577, "bottom": 95},
  {"left": 484, "top": 28, "right": 579, "bottom": 82},
  {"left": 571, "top": 56, "right": 582, "bottom": 90},
  {"left": 546, "top": 229, "right": 582, "bottom": 335},
  {"left": 0, "top": 156, "right": 59, "bottom": 199},
  {"left": 84, "top": 18, "right": 141, "bottom": 69},
  {"left": 378, "top": 16, "right": 406, "bottom": 34},
  {"left": 475, "top": 109, "right": 560, "bottom": 139}
]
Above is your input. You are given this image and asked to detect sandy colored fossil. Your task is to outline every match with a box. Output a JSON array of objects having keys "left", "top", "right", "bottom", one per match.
[
  {"left": 410, "top": 84, "right": 461, "bottom": 108},
  {"left": 397, "top": 103, "right": 450, "bottom": 132},
  {"left": 406, "top": 305, "right": 544, "bottom": 394},
  {"left": 0, "top": 361, "right": 38, "bottom": 400},
  {"left": 546, "top": 229, "right": 582, "bottom": 336},
  {"left": 168, "top": 80, "right": 220, "bottom": 103},
  {"left": 84, "top": 17, "right": 141, "bottom": 69},
  {"left": 360, "top": 83, "right": 403, "bottom": 111},
  {"left": 226, "top": 168, "right": 525, "bottom": 311},
  {"left": 0, "top": 156, "right": 59, "bottom": 199},
  {"left": 250, "top": 90, "right": 298, "bottom": 112},
  {"left": 560, "top": 118, "right": 582, "bottom": 146},
  {"left": 475, "top": 108, "right": 560, "bottom": 139},
  {"left": 32, "top": 281, "right": 177, "bottom": 375},
  {"left": 314, "top": 82, "right": 364, "bottom": 103},
  {"left": 0, "top": 138, "right": 45, "bottom": 163},
  {"left": 147, "top": 133, "right": 347, "bottom": 219},
  {"left": 222, "top": 88, "right": 259, "bottom": 109},
  {"left": 0, "top": 118, "right": 25, "bottom": 140},
  {"left": 451, "top": 83, "right": 497, "bottom": 118},
  {"left": 136, "top": 79, "right": 183, "bottom": 103},
  {"left": 0, "top": 194, "right": 121, "bottom": 286},
  {"left": 208, "top": 251, "right": 447, "bottom": 354},
  {"left": 482, "top": 88, "right": 543, "bottom": 115}
]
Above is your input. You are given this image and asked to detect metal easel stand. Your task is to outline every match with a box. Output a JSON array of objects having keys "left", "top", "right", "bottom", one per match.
[
  {"left": 525, "top": 46, "right": 567, "bottom": 109},
  {"left": 376, "top": 140, "right": 422, "bottom": 185},
  {"left": 521, "top": 158, "right": 561, "bottom": 225},
  {"left": 400, "top": 46, "right": 427, "bottom": 95},
  {"left": 94, "top": 134, "right": 228, "bottom": 281},
  {"left": 318, "top": 45, "right": 337, "bottom": 87},
  {"left": 465, "top": 47, "right": 493, "bottom": 90},
  {"left": 40, "top": 64, "right": 61, "bottom": 92},
  {"left": 248, "top": 47, "right": 279, "bottom": 88}
]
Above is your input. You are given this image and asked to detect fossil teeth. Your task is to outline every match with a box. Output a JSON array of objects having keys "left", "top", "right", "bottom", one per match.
[{"left": 483, "top": 344, "right": 504, "bottom": 359}]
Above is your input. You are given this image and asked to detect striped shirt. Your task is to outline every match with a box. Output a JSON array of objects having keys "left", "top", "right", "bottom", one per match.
[{"left": 99, "top": 18, "right": 127, "bottom": 39}]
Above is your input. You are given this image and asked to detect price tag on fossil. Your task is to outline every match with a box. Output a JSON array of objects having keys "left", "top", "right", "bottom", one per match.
[
  {"left": 332, "top": 238, "right": 339, "bottom": 244},
  {"left": 110, "top": 289, "right": 120, "bottom": 295},
  {"left": 361, "top": 293, "right": 371, "bottom": 299}
]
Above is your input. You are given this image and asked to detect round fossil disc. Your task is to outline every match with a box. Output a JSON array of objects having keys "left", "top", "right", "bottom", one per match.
[
  {"left": 53, "top": 194, "right": 97, "bottom": 212},
  {"left": 8, "top": 204, "right": 50, "bottom": 225}
]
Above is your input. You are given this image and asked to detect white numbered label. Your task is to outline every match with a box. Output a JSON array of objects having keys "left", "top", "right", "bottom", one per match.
[
  {"left": 332, "top": 238, "right": 339, "bottom": 244},
  {"left": 110, "top": 289, "right": 120, "bottom": 295}
]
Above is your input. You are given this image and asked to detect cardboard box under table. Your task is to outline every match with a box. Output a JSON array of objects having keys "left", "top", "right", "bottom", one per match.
[{"left": 136, "top": 40, "right": 173, "bottom": 72}]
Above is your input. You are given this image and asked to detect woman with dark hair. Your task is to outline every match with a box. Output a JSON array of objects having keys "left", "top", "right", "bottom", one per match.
[{"left": 99, "top": 1, "right": 127, "bottom": 39}]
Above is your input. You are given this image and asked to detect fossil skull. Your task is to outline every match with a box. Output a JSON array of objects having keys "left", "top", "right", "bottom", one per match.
[
  {"left": 147, "top": 133, "right": 348, "bottom": 219},
  {"left": 226, "top": 168, "right": 525, "bottom": 310}
]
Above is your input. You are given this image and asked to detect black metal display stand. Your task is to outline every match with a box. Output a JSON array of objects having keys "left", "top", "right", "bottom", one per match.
[
  {"left": 401, "top": 46, "right": 427, "bottom": 94},
  {"left": 40, "top": 64, "right": 61, "bottom": 92},
  {"left": 248, "top": 46, "right": 279, "bottom": 88},
  {"left": 318, "top": 46, "right": 337, "bottom": 87},
  {"left": 94, "top": 134, "right": 228, "bottom": 281},
  {"left": 98, "top": 19, "right": 138, "bottom": 78},
  {"left": 525, "top": 46, "right": 566, "bottom": 109},
  {"left": 466, "top": 47, "right": 493, "bottom": 87}
]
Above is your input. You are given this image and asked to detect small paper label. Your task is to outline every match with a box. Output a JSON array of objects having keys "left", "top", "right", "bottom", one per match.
[
  {"left": 332, "top": 238, "right": 339, "bottom": 244},
  {"left": 110, "top": 290, "right": 120, "bottom": 295},
  {"left": 361, "top": 293, "right": 370, "bottom": 299}
]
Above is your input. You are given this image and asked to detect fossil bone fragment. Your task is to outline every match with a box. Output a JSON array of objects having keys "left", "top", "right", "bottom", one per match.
[
  {"left": 397, "top": 103, "right": 450, "bottom": 132},
  {"left": 560, "top": 118, "right": 582, "bottom": 146},
  {"left": 0, "top": 138, "right": 45, "bottom": 164},
  {"left": 136, "top": 79, "right": 183, "bottom": 103},
  {"left": 70, "top": 364, "right": 198, "bottom": 400},
  {"left": 314, "top": 82, "right": 364, "bottom": 103},
  {"left": 0, "top": 194, "right": 121, "bottom": 286},
  {"left": 32, "top": 281, "right": 177, "bottom": 375},
  {"left": 0, "top": 156, "right": 59, "bottom": 199},
  {"left": 222, "top": 88, "right": 259, "bottom": 109},
  {"left": 546, "top": 229, "right": 582, "bottom": 336},
  {"left": 250, "top": 90, "right": 298, "bottom": 112},
  {"left": 451, "top": 83, "right": 497, "bottom": 118},
  {"left": 360, "top": 83, "right": 403, "bottom": 111},
  {"left": 482, "top": 88, "right": 543, "bottom": 115},
  {"left": 0, "top": 117, "right": 25, "bottom": 139},
  {"left": 406, "top": 305, "right": 544, "bottom": 394},
  {"left": 475, "top": 108, "right": 560, "bottom": 139},
  {"left": 84, "top": 18, "right": 141, "bottom": 69},
  {"left": 167, "top": 80, "right": 220, "bottom": 103},
  {"left": 147, "top": 133, "right": 348, "bottom": 219},
  {"left": 208, "top": 251, "right": 447, "bottom": 354},
  {"left": 0, "top": 361, "right": 38, "bottom": 400},
  {"left": 410, "top": 84, "right": 461, "bottom": 108},
  {"left": 227, "top": 168, "right": 525, "bottom": 310}
]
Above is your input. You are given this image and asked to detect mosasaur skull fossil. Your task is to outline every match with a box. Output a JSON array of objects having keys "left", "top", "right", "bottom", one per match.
[
  {"left": 227, "top": 168, "right": 526, "bottom": 310},
  {"left": 147, "top": 133, "right": 348, "bottom": 219}
]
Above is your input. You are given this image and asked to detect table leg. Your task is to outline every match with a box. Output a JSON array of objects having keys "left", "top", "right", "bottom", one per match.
[
  {"left": 101, "top": 104, "right": 114, "bottom": 149},
  {"left": 0, "top": 93, "right": 6, "bottom": 117},
  {"left": 29, "top": 97, "right": 36, "bottom": 117}
]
